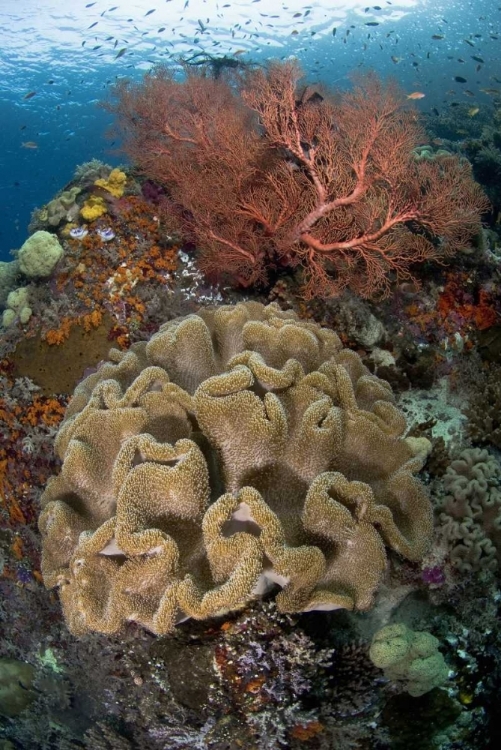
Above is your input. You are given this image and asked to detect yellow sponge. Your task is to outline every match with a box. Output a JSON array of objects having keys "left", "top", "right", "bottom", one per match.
[
  {"left": 80, "top": 196, "right": 107, "bottom": 221},
  {"left": 94, "top": 168, "right": 127, "bottom": 198}
]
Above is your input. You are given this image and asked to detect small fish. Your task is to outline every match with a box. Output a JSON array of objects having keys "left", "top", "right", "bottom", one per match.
[
  {"left": 468, "top": 106, "right": 480, "bottom": 116},
  {"left": 365, "top": 22, "right": 379, "bottom": 26},
  {"left": 158, "top": 27, "right": 165, "bottom": 32},
  {"left": 291, "top": 29, "right": 299, "bottom": 35},
  {"left": 480, "top": 87, "right": 501, "bottom": 96},
  {"left": 471, "top": 55, "right": 484, "bottom": 63},
  {"left": 407, "top": 91, "right": 425, "bottom": 99},
  {"left": 454, "top": 76, "right": 467, "bottom": 83},
  {"left": 145, "top": 8, "right": 156, "bottom": 16},
  {"left": 115, "top": 47, "right": 127, "bottom": 59},
  {"left": 463, "top": 38, "right": 475, "bottom": 46},
  {"left": 88, "top": 21, "right": 98, "bottom": 29},
  {"left": 431, "top": 107, "right": 439, "bottom": 116},
  {"left": 21, "top": 141, "right": 38, "bottom": 149},
  {"left": 431, "top": 34, "right": 444, "bottom": 39},
  {"left": 463, "top": 90, "right": 475, "bottom": 97},
  {"left": 293, "top": 12, "right": 302, "bottom": 17},
  {"left": 391, "top": 56, "right": 402, "bottom": 63},
  {"left": 332, "top": 27, "right": 337, "bottom": 36},
  {"left": 23, "top": 91, "right": 36, "bottom": 100},
  {"left": 85, "top": 2, "right": 96, "bottom": 6}
]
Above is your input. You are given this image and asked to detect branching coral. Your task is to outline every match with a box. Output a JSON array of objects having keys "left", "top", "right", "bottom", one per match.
[
  {"left": 39, "top": 302, "right": 433, "bottom": 635},
  {"left": 107, "top": 60, "right": 488, "bottom": 299}
]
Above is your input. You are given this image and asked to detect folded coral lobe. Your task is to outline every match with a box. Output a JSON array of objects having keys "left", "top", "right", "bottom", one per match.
[{"left": 39, "top": 302, "right": 432, "bottom": 635}]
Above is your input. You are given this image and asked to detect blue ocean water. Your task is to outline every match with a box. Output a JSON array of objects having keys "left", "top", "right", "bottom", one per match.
[{"left": 0, "top": 0, "right": 498, "bottom": 261}]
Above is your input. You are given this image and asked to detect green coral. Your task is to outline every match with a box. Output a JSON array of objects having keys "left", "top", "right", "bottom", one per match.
[
  {"left": 45, "top": 186, "right": 81, "bottom": 226},
  {"left": 18, "top": 230, "right": 64, "bottom": 278},
  {"left": 369, "top": 623, "right": 449, "bottom": 697}
]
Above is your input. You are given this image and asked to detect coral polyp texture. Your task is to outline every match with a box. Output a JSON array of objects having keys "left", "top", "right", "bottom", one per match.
[{"left": 39, "top": 302, "right": 433, "bottom": 636}]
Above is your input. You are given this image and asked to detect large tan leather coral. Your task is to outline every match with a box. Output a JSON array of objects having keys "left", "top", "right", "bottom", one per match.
[{"left": 39, "top": 302, "right": 433, "bottom": 635}]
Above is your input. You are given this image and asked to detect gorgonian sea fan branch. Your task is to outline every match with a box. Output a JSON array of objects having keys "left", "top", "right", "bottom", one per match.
[{"left": 105, "top": 61, "right": 489, "bottom": 298}]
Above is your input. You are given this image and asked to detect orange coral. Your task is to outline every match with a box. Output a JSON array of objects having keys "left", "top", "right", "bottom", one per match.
[
  {"left": 44, "top": 318, "right": 72, "bottom": 345},
  {"left": 405, "top": 271, "right": 498, "bottom": 346},
  {"left": 81, "top": 309, "right": 103, "bottom": 332},
  {"left": 22, "top": 396, "right": 66, "bottom": 428},
  {"left": 11, "top": 535, "right": 24, "bottom": 560},
  {"left": 244, "top": 676, "right": 266, "bottom": 695},
  {"left": 290, "top": 720, "right": 324, "bottom": 741}
]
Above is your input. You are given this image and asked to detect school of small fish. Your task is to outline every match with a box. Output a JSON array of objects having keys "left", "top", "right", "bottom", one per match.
[{"left": 13, "top": 0, "right": 501, "bottom": 161}]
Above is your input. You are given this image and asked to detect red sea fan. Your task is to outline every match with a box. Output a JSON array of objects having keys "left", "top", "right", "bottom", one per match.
[{"left": 105, "top": 61, "right": 489, "bottom": 299}]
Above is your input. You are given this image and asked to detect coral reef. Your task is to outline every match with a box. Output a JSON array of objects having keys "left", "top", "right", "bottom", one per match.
[
  {"left": 39, "top": 301, "right": 433, "bottom": 636},
  {"left": 2, "top": 65, "right": 501, "bottom": 750},
  {"left": 2, "top": 192, "right": 180, "bottom": 357}
]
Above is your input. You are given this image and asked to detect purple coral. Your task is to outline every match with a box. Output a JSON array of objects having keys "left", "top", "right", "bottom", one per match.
[{"left": 422, "top": 565, "right": 446, "bottom": 587}]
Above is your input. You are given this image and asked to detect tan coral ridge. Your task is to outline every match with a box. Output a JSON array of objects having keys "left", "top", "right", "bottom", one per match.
[
  {"left": 439, "top": 447, "right": 501, "bottom": 573},
  {"left": 39, "top": 302, "right": 433, "bottom": 636}
]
